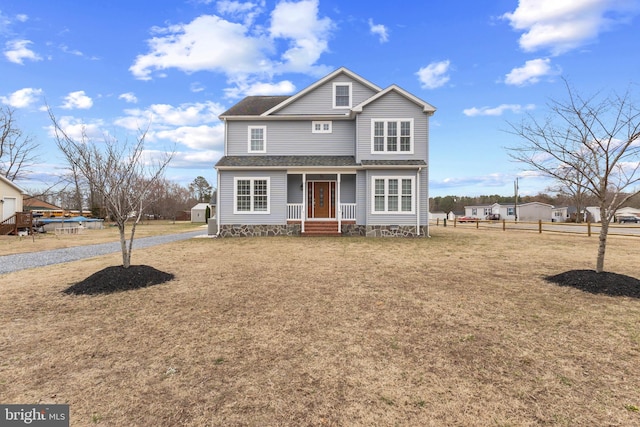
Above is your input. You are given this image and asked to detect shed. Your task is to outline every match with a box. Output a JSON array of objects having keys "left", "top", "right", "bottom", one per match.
[
  {"left": 1, "top": 175, "right": 25, "bottom": 221},
  {"left": 191, "top": 203, "right": 212, "bottom": 223}
]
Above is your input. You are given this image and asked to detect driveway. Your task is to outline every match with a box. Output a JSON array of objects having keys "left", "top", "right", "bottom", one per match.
[{"left": 0, "top": 230, "right": 208, "bottom": 274}]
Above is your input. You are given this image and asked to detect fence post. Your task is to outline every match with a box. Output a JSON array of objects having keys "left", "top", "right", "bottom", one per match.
[
  {"left": 502, "top": 219, "right": 506, "bottom": 231},
  {"left": 587, "top": 221, "right": 591, "bottom": 237},
  {"left": 476, "top": 219, "right": 479, "bottom": 229},
  {"left": 539, "top": 220, "right": 542, "bottom": 234}
]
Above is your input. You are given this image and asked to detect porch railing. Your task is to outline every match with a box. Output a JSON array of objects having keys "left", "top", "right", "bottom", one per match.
[{"left": 286, "top": 203, "right": 357, "bottom": 221}]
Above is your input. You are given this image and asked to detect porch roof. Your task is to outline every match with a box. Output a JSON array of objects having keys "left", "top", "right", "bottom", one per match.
[
  {"left": 216, "top": 155, "right": 359, "bottom": 169},
  {"left": 215, "top": 156, "right": 427, "bottom": 170}
]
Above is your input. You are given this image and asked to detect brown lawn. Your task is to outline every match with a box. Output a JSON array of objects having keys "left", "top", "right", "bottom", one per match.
[{"left": 1, "top": 226, "right": 639, "bottom": 426}]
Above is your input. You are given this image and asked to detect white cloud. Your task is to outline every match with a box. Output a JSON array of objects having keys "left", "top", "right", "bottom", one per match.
[
  {"left": 115, "top": 101, "right": 226, "bottom": 151},
  {"left": 130, "top": 15, "right": 272, "bottom": 81},
  {"left": 165, "top": 149, "right": 225, "bottom": 169},
  {"left": 463, "top": 103, "right": 535, "bottom": 117},
  {"left": 47, "top": 116, "right": 106, "bottom": 141},
  {"left": 61, "top": 91, "right": 93, "bottom": 109},
  {"left": 368, "top": 19, "right": 389, "bottom": 43},
  {"left": 4, "top": 39, "right": 42, "bottom": 64},
  {"left": 0, "top": 87, "right": 43, "bottom": 108},
  {"left": 416, "top": 60, "right": 451, "bottom": 89},
  {"left": 216, "top": 0, "right": 265, "bottom": 26},
  {"left": 119, "top": 92, "right": 138, "bottom": 104},
  {"left": 269, "top": 0, "right": 334, "bottom": 74},
  {"left": 225, "top": 79, "right": 295, "bottom": 98},
  {"left": 502, "top": 0, "right": 640, "bottom": 55},
  {"left": 504, "top": 58, "right": 559, "bottom": 86},
  {"left": 190, "top": 82, "right": 205, "bottom": 93}
]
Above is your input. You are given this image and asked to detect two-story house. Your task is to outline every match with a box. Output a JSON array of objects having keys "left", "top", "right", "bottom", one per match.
[{"left": 214, "top": 67, "right": 436, "bottom": 237}]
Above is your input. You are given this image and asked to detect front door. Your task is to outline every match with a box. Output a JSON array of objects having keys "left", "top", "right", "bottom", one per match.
[{"left": 307, "top": 182, "right": 335, "bottom": 219}]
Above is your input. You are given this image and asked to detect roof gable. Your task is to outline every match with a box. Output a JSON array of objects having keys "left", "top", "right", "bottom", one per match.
[
  {"left": 352, "top": 84, "right": 436, "bottom": 114},
  {"left": 261, "top": 67, "right": 382, "bottom": 116},
  {"left": 0, "top": 174, "right": 25, "bottom": 193},
  {"left": 219, "top": 96, "right": 290, "bottom": 117}
]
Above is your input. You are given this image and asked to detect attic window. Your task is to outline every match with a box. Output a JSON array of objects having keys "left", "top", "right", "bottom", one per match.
[
  {"left": 333, "top": 83, "right": 352, "bottom": 109},
  {"left": 312, "top": 121, "right": 332, "bottom": 133}
]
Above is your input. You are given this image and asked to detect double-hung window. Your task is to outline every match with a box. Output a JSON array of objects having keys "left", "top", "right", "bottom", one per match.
[
  {"left": 372, "top": 176, "right": 414, "bottom": 214},
  {"left": 248, "top": 126, "right": 266, "bottom": 153},
  {"left": 371, "top": 119, "right": 413, "bottom": 153},
  {"left": 333, "top": 82, "right": 352, "bottom": 109},
  {"left": 234, "top": 177, "right": 270, "bottom": 214},
  {"left": 312, "top": 121, "right": 332, "bottom": 133}
]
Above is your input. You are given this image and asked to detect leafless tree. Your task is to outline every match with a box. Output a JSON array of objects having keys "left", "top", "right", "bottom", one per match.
[
  {"left": 507, "top": 80, "right": 640, "bottom": 272},
  {"left": 49, "top": 110, "right": 174, "bottom": 268},
  {"left": 0, "top": 106, "right": 40, "bottom": 181}
]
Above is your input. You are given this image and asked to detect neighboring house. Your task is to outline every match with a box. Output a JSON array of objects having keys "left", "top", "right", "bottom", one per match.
[
  {"left": 429, "top": 211, "right": 447, "bottom": 221},
  {"left": 214, "top": 67, "right": 436, "bottom": 237},
  {"left": 23, "top": 195, "right": 65, "bottom": 217},
  {"left": 191, "top": 203, "right": 214, "bottom": 223},
  {"left": 464, "top": 202, "right": 552, "bottom": 221},
  {"left": 614, "top": 206, "right": 640, "bottom": 221},
  {"left": 1, "top": 175, "right": 25, "bottom": 221}
]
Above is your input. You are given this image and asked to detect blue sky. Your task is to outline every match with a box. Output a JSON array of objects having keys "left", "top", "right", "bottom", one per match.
[{"left": 1, "top": 0, "right": 639, "bottom": 197}]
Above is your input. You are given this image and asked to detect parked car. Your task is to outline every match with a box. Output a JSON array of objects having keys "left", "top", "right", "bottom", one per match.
[
  {"left": 457, "top": 216, "right": 478, "bottom": 223},
  {"left": 617, "top": 216, "right": 639, "bottom": 223},
  {"left": 486, "top": 213, "right": 500, "bottom": 220}
]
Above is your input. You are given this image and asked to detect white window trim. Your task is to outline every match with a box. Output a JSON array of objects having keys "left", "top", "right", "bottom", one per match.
[
  {"left": 333, "top": 82, "right": 352, "bottom": 109},
  {"left": 247, "top": 126, "right": 267, "bottom": 153},
  {"left": 370, "top": 118, "right": 414, "bottom": 154},
  {"left": 371, "top": 176, "right": 415, "bottom": 214},
  {"left": 233, "top": 177, "right": 270, "bottom": 214},
  {"left": 312, "top": 121, "right": 332, "bottom": 134}
]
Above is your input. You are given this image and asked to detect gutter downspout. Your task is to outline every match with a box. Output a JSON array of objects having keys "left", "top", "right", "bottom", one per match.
[
  {"left": 416, "top": 167, "right": 421, "bottom": 237},
  {"left": 216, "top": 169, "right": 221, "bottom": 237}
]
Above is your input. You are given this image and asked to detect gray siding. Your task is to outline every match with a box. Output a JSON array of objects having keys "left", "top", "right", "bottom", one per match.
[
  {"left": 219, "top": 170, "right": 287, "bottom": 225},
  {"left": 276, "top": 75, "right": 378, "bottom": 116},
  {"left": 356, "top": 91, "right": 429, "bottom": 163},
  {"left": 226, "top": 120, "right": 355, "bottom": 156}
]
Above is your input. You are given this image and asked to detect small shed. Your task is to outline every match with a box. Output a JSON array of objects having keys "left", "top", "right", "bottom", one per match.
[
  {"left": 191, "top": 203, "right": 212, "bottom": 223},
  {"left": 1, "top": 175, "right": 25, "bottom": 222}
]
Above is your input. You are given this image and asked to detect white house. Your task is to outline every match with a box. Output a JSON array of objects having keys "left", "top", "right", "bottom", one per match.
[
  {"left": 464, "top": 202, "right": 552, "bottom": 221},
  {"left": 1, "top": 175, "right": 25, "bottom": 222}
]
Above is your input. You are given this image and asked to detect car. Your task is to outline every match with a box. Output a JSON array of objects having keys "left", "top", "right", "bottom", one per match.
[
  {"left": 457, "top": 216, "right": 478, "bottom": 223},
  {"left": 618, "top": 216, "right": 639, "bottom": 223}
]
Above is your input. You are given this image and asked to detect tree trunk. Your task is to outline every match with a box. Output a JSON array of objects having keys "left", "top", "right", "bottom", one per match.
[
  {"left": 596, "top": 214, "right": 609, "bottom": 273},
  {"left": 118, "top": 224, "right": 131, "bottom": 268}
]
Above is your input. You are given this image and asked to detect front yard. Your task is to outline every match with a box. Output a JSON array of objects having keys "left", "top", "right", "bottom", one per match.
[{"left": 1, "top": 227, "right": 639, "bottom": 425}]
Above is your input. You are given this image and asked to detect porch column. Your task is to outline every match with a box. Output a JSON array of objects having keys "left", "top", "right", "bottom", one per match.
[
  {"left": 337, "top": 173, "right": 342, "bottom": 234},
  {"left": 416, "top": 168, "right": 421, "bottom": 236},
  {"left": 301, "top": 172, "right": 306, "bottom": 233}
]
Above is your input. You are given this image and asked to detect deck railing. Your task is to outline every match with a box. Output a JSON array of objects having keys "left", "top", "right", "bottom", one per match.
[{"left": 286, "top": 203, "right": 357, "bottom": 221}]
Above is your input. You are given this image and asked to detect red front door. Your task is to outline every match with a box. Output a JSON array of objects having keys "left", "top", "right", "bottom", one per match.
[{"left": 307, "top": 182, "right": 335, "bottom": 218}]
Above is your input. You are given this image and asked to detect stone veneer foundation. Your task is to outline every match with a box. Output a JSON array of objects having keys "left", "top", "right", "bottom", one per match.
[{"left": 218, "top": 224, "right": 427, "bottom": 237}]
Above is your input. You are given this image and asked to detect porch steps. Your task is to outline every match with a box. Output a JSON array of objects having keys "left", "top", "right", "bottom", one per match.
[{"left": 301, "top": 221, "right": 341, "bottom": 237}]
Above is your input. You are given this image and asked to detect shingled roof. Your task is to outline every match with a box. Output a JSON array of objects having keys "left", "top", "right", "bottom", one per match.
[
  {"left": 219, "top": 96, "right": 290, "bottom": 117},
  {"left": 216, "top": 155, "right": 359, "bottom": 168}
]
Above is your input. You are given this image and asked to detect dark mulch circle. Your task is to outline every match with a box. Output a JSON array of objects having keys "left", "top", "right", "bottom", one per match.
[
  {"left": 545, "top": 269, "right": 640, "bottom": 298},
  {"left": 62, "top": 265, "right": 175, "bottom": 295}
]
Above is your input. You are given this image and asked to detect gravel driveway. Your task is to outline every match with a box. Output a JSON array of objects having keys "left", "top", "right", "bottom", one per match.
[{"left": 0, "top": 230, "right": 208, "bottom": 274}]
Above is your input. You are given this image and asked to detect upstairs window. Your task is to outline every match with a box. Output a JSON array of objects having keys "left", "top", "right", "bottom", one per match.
[
  {"left": 333, "top": 82, "right": 352, "bottom": 109},
  {"left": 312, "top": 121, "right": 332, "bottom": 133},
  {"left": 372, "top": 119, "right": 413, "bottom": 153},
  {"left": 248, "top": 126, "right": 266, "bottom": 153}
]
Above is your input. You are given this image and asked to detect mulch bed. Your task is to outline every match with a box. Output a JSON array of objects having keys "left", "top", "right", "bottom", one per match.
[
  {"left": 62, "top": 265, "right": 174, "bottom": 295},
  {"left": 545, "top": 269, "right": 640, "bottom": 298}
]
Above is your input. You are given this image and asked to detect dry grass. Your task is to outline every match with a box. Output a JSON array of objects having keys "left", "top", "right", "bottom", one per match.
[
  {"left": 0, "top": 220, "right": 203, "bottom": 256},
  {"left": 1, "top": 227, "right": 639, "bottom": 426}
]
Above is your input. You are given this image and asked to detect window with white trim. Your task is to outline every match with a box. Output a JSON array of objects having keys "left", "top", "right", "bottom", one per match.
[
  {"left": 234, "top": 177, "right": 270, "bottom": 214},
  {"left": 312, "top": 121, "right": 332, "bottom": 133},
  {"left": 484, "top": 208, "right": 492, "bottom": 216},
  {"left": 248, "top": 126, "right": 266, "bottom": 153},
  {"left": 371, "top": 119, "right": 413, "bottom": 153},
  {"left": 372, "top": 176, "right": 415, "bottom": 213},
  {"left": 333, "top": 82, "right": 352, "bottom": 108},
  {"left": 507, "top": 207, "right": 515, "bottom": 216}
]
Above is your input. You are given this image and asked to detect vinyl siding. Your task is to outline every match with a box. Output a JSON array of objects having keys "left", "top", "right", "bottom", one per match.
[
  {"left": 226, "top": 120, "right": 355, "bottom": 156},
  {"left": 275, "top": 75, "right": 378, "bottom": 116},
  {"left": 356, "top": 91, "right": 429, "bottom": 162},
  {"left": 218, "top": 170, "right": 287, "bottom": 225}
]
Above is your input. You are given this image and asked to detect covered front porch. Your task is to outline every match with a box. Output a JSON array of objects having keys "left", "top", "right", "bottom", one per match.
[{"left": 285, "top": 172, "right": 357, "bottom": 235}]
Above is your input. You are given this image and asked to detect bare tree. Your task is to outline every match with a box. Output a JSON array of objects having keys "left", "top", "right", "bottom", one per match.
[
  {"left": 507, "top": 80, "right": 640, "bottom": 272},
  {"left": 49, "top": 110, "right": 174, "bottom": 268},
  {"left": 0, "top": 106, "right": 40, "bottom": 181}
]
